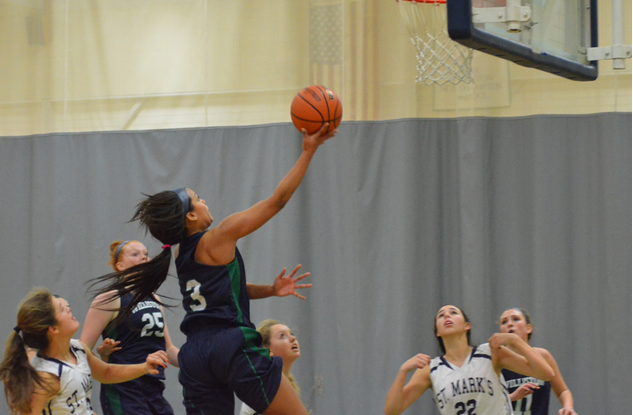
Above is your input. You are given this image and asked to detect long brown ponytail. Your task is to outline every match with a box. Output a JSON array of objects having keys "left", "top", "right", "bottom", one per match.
[{"left": 0, "top": 288, "right": 58, "bottom": 414}]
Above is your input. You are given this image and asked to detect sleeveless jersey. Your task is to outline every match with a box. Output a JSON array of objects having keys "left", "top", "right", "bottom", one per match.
[
  {"left": 429, "top": 343, "right": 512, "bottom": 415},
  {"left": 176, "top": 231, "right": 254, "bottom": 335},
  {"left": 102, "top": 293, "right": 166, "bottom": 380},
  {"left": 30, "top": 339, "right": 95, "bottom": 415},
  {"left": 502, "top": 369, "right": 551, "bottom": 415}
]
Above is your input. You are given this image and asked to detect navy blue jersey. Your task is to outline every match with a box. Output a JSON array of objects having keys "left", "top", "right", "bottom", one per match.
[
  {"left": 102, "top": 293, "right": 166, "bottom": 380},
  {"left": 176, "top": 231, "right": 254, "bottom": 335},
  {"left": 502, "top": 369, "right": 551, "bottom": 415}
]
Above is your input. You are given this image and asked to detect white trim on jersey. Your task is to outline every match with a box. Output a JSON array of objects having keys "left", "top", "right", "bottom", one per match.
[
  {"left": 31, "top": 339, "right": 95, "bottom": 415},
  {"left": 429, "top": 343, "right": 512, "bottom": 415}
]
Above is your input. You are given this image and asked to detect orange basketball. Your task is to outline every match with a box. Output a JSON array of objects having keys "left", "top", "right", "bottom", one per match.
[{"left": 290, "top": 85, "right": 343, "bottom": 134}]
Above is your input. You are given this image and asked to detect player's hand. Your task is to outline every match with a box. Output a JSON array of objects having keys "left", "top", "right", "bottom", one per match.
[
  {"left": 145, "top": 350, "right": 169, "bottom": 375},
  {"left": 511, "top": 383, "right": 539, "bottom": 400},
  {"left": 272, "top": 264, "right": 312, "bottom": 300},
  {"left": 97, "top": 339, "right": 121, "bottom": 361},
  {"left": 558, "top": 408, "right": 578, "bottom": 415},
  {"left": 488, "top": 332, "right": 522, "bottom": 350},
  {"left": 400, "top": 354, "right": 431, "bottom": 373},
  {"left": 302, "top": 122, "right": 337, "bottom": 153}
]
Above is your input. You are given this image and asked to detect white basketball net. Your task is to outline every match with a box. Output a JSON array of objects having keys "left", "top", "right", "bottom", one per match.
[{"left": 397, "top": 0, "right": 474, "bottom": 85}]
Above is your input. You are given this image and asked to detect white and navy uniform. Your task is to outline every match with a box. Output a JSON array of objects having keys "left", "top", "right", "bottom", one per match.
[
  {"left": 429, "top": 343, "right": 512, "bottom": 415},
  {"left": 30, "top": 339, "right": 94, "bottom": 415}
]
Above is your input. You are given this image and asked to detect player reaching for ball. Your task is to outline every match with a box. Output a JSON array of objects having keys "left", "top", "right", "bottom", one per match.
[
  {"left": 90, "top": 123, "right": 337, "bottom": 415},
  {"left": 291, "top": 85, "right": 343, "bottom": 134}
]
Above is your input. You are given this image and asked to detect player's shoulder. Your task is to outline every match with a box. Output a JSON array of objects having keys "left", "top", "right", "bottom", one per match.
[
  {"left": 70, "top": 338, "right": 88, "bottom": 352},
  {"left": 430, "top": 354, "right": 444, "bottom": 367},
  {"left": 473, "top": 342, "right": 492, "bottom": 356},
  {"left": 36, "top": 370, "right": 62, "bottom": 394},
  {"left": 92, "top": 290, "right": 121, "bottom": 308},
  {"left": 429, "top": 354, "right": 453, "bottom": 375}
]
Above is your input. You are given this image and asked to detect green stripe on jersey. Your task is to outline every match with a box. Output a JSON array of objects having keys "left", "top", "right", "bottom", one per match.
[
  {"left": 227, "top": 260, "right": 244, "bottom": 324},
  {"left": 240, "top": 327, "right": 272, "bottom": 358},
  {"left": 102, "top": 384, "right": 124, "bottom": 415}
]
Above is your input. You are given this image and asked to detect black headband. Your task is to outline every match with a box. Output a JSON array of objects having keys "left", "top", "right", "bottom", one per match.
[{"left": 114, "top": 240, "right": 131, "bottom": 263}]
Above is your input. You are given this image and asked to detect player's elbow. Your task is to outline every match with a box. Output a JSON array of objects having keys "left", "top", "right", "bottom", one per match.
[
  {"left": 264, "top": 195, "right": 288, "bottom": 215},
  {"left": 275, "top": 198, "right": 288, "bottom": 210},
  {"left": 538, "top": 365, "right": 555, "bottom": 382}
]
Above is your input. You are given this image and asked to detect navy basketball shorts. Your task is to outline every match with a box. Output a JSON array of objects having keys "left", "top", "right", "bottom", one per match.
[
  {"left": 178, "top": 326, "right": 283, "bottom": 415},
  {"left": 100, "top": 375, "right": 174, "bottom": 415}
]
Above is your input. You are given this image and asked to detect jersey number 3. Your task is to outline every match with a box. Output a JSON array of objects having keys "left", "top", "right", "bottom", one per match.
[
  {"left": 186, "top": 279, "right": 207, "bottom": 311},
  {"left": 455, "top": 399, "right": 477, "bottom": 415}
]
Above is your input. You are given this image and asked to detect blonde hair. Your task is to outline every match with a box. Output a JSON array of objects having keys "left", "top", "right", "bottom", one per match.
[
  {"left": 0, "top": 288, "right": 58, "bottom": 414},
  {"left": 257, "top": 319, "right": 300, "bottom": 397}
]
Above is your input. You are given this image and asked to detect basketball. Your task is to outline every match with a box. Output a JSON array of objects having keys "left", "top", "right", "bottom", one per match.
[{"left": 290, "top": 85, "right": 343, "bottom": 134}]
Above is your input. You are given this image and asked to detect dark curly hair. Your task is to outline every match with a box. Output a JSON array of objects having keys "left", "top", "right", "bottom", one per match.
[{"left": 89, "top": 189, "right": 191, "bottom": 322}]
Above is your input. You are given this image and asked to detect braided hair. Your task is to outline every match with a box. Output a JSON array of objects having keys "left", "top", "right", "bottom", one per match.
[{"left": 90, "top": 189, "right": 191, "bottom": 322}]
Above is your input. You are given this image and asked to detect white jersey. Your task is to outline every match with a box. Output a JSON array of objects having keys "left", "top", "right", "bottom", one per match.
[
  {"left": 429, "top": 343, "right": 512, "bottom": 415},
  {"left": 30, "top": 339, "right": 95, "bottom": 415}
]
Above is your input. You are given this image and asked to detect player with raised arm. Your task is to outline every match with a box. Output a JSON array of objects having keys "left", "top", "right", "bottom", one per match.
[
  {"left": 384, "top": 305, "right": 555, "bottom": 415},
  {"left": 91, "top": 123, "right": 336, "bottom": 415}
]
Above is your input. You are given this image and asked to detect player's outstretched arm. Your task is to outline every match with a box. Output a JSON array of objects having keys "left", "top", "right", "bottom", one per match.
[
  {"left": 247, "top": 264, "right": 312, "bottom": 300},
  {"left": 84, "top": 342, "right": 168, "bottom": 384},
  {"left": 384, "top": 354, "right": 432, "bottom": 415},
  {"left": 215, "top": 123, "right": 337, "bottom": 244}
]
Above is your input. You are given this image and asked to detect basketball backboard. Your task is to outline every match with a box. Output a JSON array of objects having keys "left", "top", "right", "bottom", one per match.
[{"left": 447, "top": 0, "right": 598, "bottom": 81}]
